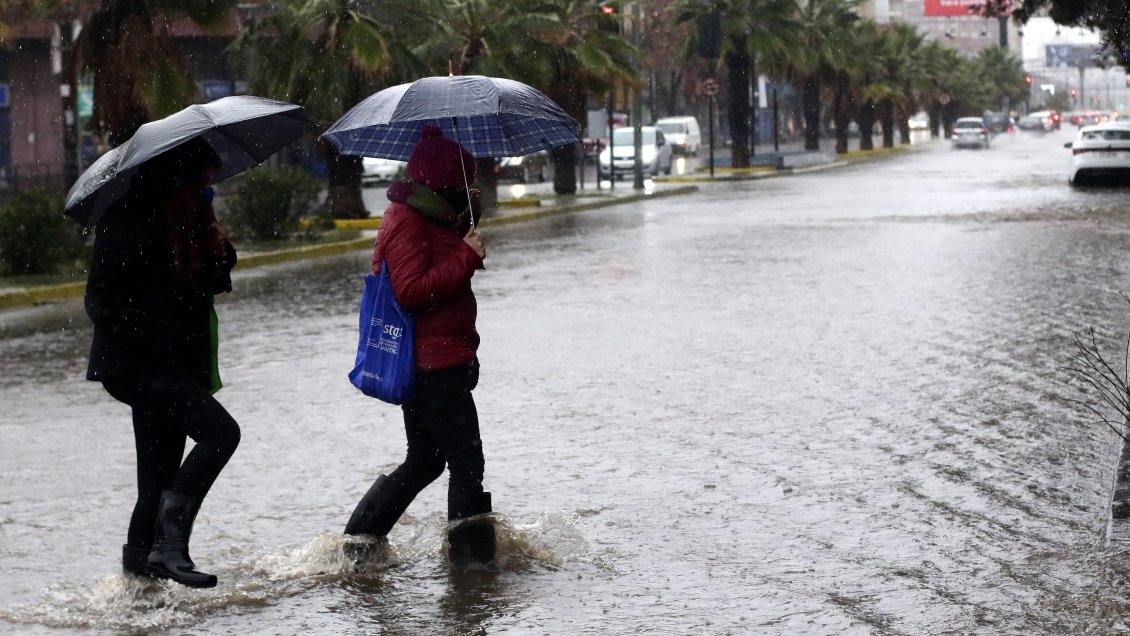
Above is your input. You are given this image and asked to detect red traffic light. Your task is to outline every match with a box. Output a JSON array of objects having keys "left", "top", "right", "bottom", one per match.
[
  {"left": 599, "top": 1, "right": 616, "bottom": 13},
  {"left": 1071, "top": 88, "right": 1077, "bottom": 96},
  {"left": 1025, "top": 75, "right": 1032, "bottom": 84}
]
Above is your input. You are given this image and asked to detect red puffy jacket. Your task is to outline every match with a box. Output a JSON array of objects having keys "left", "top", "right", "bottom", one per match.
[{"left": 372, "top": 202, "right": 483, "bottom": 371}]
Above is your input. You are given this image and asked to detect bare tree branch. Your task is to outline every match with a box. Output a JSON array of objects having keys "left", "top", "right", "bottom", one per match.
[{"left": 1062, "top": 294, "right": 1130, "bottom": 443}]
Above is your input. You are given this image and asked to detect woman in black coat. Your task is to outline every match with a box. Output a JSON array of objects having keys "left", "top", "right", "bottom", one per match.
[{"left": 84, "top": 138, "right": 240, "bottom": 588}]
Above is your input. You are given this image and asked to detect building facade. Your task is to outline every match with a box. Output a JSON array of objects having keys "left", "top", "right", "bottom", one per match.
[{"left": 0, "top": 9, "right": 250, "bottom": 196}]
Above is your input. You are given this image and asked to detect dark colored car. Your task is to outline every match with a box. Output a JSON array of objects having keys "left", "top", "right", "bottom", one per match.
[
  {"left": 983, "top": 111, "right": 1014, "bottom": 134},
  {"left": 494, "top": 150, "right": 551, "bottom": 183}
]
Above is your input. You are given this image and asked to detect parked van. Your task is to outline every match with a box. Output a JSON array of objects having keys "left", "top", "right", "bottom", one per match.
[{"left": 655, "top": 116, "right": 702, "bottom": 156}]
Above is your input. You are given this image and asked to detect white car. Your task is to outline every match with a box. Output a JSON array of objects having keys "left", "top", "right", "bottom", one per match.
[
  {"left": 655, "top": 116, "right": 702, "bottom": 155},
  {"left": 1065, "top": 122, "right": 1130, "bottom": 186},
  {"left": 362, "top": 157, "right": 406, "bottom": 185},
  {"left": 598, "top": 126, "right": 674, "bottom": 179},
  {"left": 950, "top": 117, "right": 990, "bottom": 150}
]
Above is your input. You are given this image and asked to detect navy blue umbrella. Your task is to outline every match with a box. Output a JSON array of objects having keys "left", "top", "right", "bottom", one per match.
[{"left": 321, "top": 75, "right": 581, "bottom": 162}]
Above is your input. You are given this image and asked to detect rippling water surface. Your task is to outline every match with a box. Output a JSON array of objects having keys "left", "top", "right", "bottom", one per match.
[{"left": 4, "top": 129, "right": 1130, "bottom": 634}]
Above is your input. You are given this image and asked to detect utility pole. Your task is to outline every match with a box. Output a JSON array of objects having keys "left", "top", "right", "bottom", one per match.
[
  {"left": 52, "top": 20, "right": 79, "bottom": 189},
  {"left": 631, "top": 2, "right": 645, "bottom": 190}
]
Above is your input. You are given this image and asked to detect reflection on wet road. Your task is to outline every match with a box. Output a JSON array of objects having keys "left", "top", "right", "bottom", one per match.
[{"left": 4, "top": 129, "right": 1130, "bottom": 634}]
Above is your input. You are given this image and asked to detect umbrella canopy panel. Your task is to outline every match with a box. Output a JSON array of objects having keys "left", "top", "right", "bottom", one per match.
[
  {"left": 322, "top": 75, "right": 581, "bottom": 161},
  {"left": 66, "top": 96, "right": 315, "bottom": 226}
]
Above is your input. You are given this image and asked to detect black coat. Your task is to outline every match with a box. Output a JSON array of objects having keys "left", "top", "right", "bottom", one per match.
[{"left": 84, "top": 190, "right": 234, "bottom": 389}]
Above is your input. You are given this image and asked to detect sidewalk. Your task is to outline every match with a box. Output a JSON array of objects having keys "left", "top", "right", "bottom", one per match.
[{"left": 0, "top": 141, "right": 928, "bottom": 311}]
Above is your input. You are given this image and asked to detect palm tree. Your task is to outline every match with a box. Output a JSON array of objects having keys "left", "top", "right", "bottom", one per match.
[
  {"left": 828, "top": 18, "right": 876, "bottom": 154},
  {"left": 870, "top": 23, "right": 923, "bottom": 148},
  {"left": 420, "top": 0, "right": 569, "bottom": 210},
  {"left": 675, "top": 0, "right": 799, "bottom": 168},
  {"left": 533, "top": 0, "right": 634, "bottom": 194},
  {"left": 974, "top": 45, "right": 1028, "bottom": 113},
  {"left": 918, "top": 41, "right": 959, "bottom": 138},
  {"left": 239, "top": 0, "right": 430, "bottom": 217},
  {"left": 74, "top": 0, "right": 238, "bottom": 146},
  {"left": 790, "top": 0, "right": 861, "bottom": 151},
  {"left": 850, "top": 22, "right": 887, "bottom": 151}
]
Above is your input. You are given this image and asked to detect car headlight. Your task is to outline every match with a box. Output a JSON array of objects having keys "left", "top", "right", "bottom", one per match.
[{"left": 599, "top": 149, "right": 610, "bottom": 162}]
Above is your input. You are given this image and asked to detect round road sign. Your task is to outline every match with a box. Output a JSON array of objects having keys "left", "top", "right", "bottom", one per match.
[{"left": 701, "top": 78, "right": 720, "bottom": 96}]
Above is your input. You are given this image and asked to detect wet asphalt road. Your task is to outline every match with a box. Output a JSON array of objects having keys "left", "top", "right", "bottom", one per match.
[{"left": 4, "top": 127, "right": 1130, "bottom": 634}]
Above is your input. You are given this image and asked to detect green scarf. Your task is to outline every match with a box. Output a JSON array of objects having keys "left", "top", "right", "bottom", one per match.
[{"left": 388, "top": 180, "right": 462, "bottom": 225}]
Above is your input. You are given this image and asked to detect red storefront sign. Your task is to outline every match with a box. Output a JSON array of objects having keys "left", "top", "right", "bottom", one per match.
[{"left": 924, "top": 0, "right": 980, "bottom": 17}]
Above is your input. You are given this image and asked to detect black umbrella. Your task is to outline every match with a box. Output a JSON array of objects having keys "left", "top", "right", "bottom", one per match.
[{"left": 65, "top": 95, "right": 316, "bottom": 226}]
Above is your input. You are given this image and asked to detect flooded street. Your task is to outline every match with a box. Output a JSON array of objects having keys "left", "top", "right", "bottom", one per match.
[{"left": 6, "top": 129, "right": 1130, "bottom": 634}]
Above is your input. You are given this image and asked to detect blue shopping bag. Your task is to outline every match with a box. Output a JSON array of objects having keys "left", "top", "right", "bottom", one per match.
[{"left": 348, "top": 262, "right": 415, "bottom": 404}]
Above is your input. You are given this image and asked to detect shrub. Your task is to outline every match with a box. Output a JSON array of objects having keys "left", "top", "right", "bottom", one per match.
[
  {"left": 221, "top": 165, "right": 322, "bottom": 241},
  {"left": 0, "top": 189, "right": 86, "bottom": 275}
]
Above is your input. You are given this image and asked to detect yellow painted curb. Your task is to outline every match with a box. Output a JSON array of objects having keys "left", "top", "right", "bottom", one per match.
[
  {"left": 498, "top": 199, "right": 542, "bottom": 208},
  {"left": 0, "top": 281, "right": 86, "bottom": 309},
  {"left": 334, "top": 218, "right": 382, "bottom": 230},
  {"left": 237, "top": 237, "right": 375, "bottom": 268}
]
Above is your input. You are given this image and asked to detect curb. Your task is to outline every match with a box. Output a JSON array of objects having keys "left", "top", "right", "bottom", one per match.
[
  {"left": 481, "top": 185, "right": 699, "bottom": 228},
  {"left": 0, "top": 185, "right": 700, "bottom": 311},
  {"left": 0, "top": 281, "right": 86, "bottom": 310}
]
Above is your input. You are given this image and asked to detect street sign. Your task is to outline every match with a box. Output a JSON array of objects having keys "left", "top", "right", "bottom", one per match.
[
  {"left": 78, "top": 83, "right": 92, "bottom": 118},
  {"left": 701, "top": 78, "right": 720, "bottom": 97}
]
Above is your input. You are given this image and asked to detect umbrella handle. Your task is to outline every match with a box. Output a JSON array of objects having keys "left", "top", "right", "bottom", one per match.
[{"left": 451, "top": 117, "right": 476, "bottom": 232}]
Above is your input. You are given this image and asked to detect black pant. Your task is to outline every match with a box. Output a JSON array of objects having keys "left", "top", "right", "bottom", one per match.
[
  {"left": 102, "top": 367, "right": 240, "bottom": 549},
  {"left": 388, "top": 360, "right": 485, "bottom": 503}
]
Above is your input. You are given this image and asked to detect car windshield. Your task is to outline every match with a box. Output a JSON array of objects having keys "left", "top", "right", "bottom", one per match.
[
  {"left": 1082, "top": 129, "right": 1130, "bottom": 141},
  {"left": 954, "top": 121, "right": 983, "bottom": 129},
  {"left": 657, "top": 122, "right": 687, "bottom": 134},
  {"left": 612, "top": 128, "right": 657, "bottom": 145}
]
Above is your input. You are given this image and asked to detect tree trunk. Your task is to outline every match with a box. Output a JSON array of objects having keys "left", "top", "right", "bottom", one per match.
[
  {"left": 475, "top": 157, "right": 497, "bottom": 215},
  {"left": 929, "top": 103, "right": 942, "bottom": 138},
  {"left": 725, "top": 36, "right": 750, "bottom": 168},
  {"left": 802, "top": 75, "right": 822, "bottom": 152},
  {"left": 546, "top": 74, "right": 586, "bottom": 195},
  {"left": 551, "top": 144, "right": 577, "bottom": 195},
  {"left": 832, "top": 72, "right": 851, "bottom": 155},
  {"left": 880, "top": 99, "right": 895, "bottom": 148},
  {"left": 859, "top": 100, "right": 876, "bottom": 151},
  {"left": 322, "top": 141, "right": 366, "bottom": 219}
]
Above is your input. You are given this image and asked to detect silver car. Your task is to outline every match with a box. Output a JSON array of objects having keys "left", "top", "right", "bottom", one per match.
[
  {"left": 951, "top": 117, "right": 990, "bottom": 150},
  {"left": 598, "top": 126, "right": 674, "bottom": 179},
  {"left": 362, "top": 157, "right": 406, "bottom": 185}
]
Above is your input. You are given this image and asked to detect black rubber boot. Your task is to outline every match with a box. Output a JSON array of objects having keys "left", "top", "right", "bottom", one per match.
[
  {"left": 447, "top": 491, "right": 495, "bottom": 565},
  {"left": 122, "top": 544, "right": 150, "bottom": 577},
  {"left": 146, "top": 490, "right": 217, "bottom": 588},
  {"left": 344, "top": 474, "right": 417, "bottom": 536}
]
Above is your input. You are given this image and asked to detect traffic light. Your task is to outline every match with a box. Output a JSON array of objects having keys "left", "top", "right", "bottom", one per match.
[
  {"left": 597, "top": 1, "right": 620, "bottom": 33},
  {"left": 1071, "top": 88, "right": 1077, "bottom": 97},
  {"left": 1025, "top": 75, "right": 1032, "bottom": 84}
]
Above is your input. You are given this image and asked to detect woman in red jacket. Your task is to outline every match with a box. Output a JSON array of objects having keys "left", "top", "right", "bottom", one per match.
[{"left": 345, "top": 125, "right": 493, "bottom": 564}]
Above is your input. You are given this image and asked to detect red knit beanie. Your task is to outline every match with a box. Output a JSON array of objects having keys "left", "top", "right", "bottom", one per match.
[{"left": 406, "top": 124, "right": 476, "bottom": 189}]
